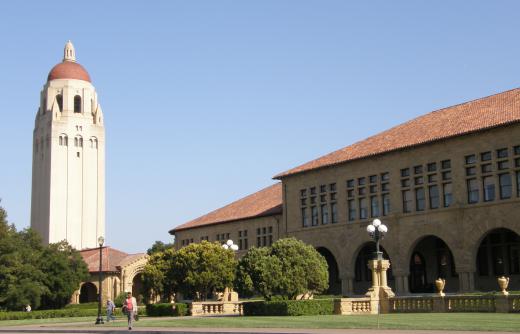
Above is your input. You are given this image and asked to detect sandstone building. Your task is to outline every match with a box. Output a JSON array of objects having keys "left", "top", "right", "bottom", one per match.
[{"left": 171, "top": 88, "right": 520, "bottom": 296}]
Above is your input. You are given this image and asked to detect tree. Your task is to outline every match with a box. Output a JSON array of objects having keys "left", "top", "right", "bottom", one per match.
[
  {"left": 171, "top": 241, "right": 236, "bottom": 300},
  {"left": 235, "top": 238, "right": 329, "bottom": 300},
  {"left": 147, "top": 240, "right": 174, "bottom": 255},
  {"left": 39, "top": 241, "right": 89, "bottom": 309},
  {"left": 235, "top": 247, "right": 282, "bottom": 300},
  {"left": 142, "top": 248, "right": 177, "bottom": 303},
  {"left": 0, "top": 202, "right": 89, "bottom": 310}
]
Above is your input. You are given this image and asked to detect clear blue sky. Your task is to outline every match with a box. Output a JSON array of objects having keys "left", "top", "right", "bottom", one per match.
[{"left": 1, "top": 1, "right": 519, "bottom": 253}]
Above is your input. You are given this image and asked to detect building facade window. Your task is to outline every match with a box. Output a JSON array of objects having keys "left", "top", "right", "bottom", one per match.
[
  {"left": 321, "top": 204, "right": 329, "bottom": 224},
  {"left": 370, "top": 196, "right": 379, "bottom": 217},
  {"left": 359, "top": 198, "right": 368, "bottom": 219},
  {"left": 348, "top": 200, "right": 356, "bottom": 221},
  {"left": 467, "top": 178, "right": 479, "bottom": 204},
  {"left": 74, "top": 95, "right": 82, "bottom": 113},
  {"left": 311, "top": 206, "right": 318, "bottom": 226},
  {"left": 382, "top": 193, "right": 390, "bottom": 216},
  {"left": 443, "top": 183, "right": 453, "bottom": 207},
  {"left": 403, "top": 190, "right": 412, "bottom": 213},
  {"left": 301, "top": 208, "right": 308, "bottom": 227},
  {"left": 483, "top": 176, "right": 495, "bottom": 202},
  {"left": 331, "top": 202, "right": 338, "bottom": 223},
  {"left": 238, "top": 230, "right": 248, "bottom": 250},
  {"left": 415, "top": 188, "right": 425, "bottom": 211},
  {"left": 429, "top": 185, "right": 439, "bottom": 209},
  {"left": 499, "top": 173, "right": 512, "bottom": 199},
  {"left": 256, "top": 227, "right": 272, "bottom": 247}
]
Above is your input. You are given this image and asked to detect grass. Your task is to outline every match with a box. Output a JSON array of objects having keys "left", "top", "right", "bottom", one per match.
[{"left": 2, "top": 314, "right": 517, "bottom": 332}]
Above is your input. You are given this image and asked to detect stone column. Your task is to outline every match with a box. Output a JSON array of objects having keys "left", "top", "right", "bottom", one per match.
[
  {"left": 457, "top": 271, "right": 475, "bottom": 292},
  {"left": 340, "top": 274, "right": 354, "bottom": 296},
  {"left": 394, "top": 274, "right": 410, "bottom": 295}
]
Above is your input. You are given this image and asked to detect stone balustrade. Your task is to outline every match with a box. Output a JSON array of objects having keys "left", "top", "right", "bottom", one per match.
[
  {"left": 334, "top": 298, "right": 372, "bottom": 315},
  {"left": 446, "top": 295, "right": 495, "bottom": 312},
  {"left": 390, "top": 296, "right": 434, "bottom": 312},
  {"left": 190, "top": 301, "right": 243, "bottom": 316}
]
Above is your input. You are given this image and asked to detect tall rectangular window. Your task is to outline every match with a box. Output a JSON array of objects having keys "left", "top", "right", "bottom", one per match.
[
  {"left": 483, "top": 176, "right": 495, "bottom": 202},
  {"left": 429, "top": 185, "right": 439, "bottom": 209},
  {"left": 359, "top": 198, "right": 368, "bottom": 219},
  {"left": 321, "top": 204, "right": 329, "bottom": 225},
  {"left": 331, "top": 203, "right": 338, "bottom": 223},
  {"left": 301, "top": 208, "right": 309, "bottom": 227},
  {"left": 467, "top": 178, "right": 479, "bottom": 204},
  {"left": 311, "top": 206, "right": 318, "bottom": 226},
  {"left": 348, "top": 200, "right": 356, "bottom": 221},
  {"left": 370, "top": 196, "right": 379, "bottom": 217},
  {"left": 415, "top": 188, "right": 425, "bottom": 211},
  {"left": 382, "top": 193, "right": 390, "bottom": 216},
  {"left": 443, "top": 183, "right": 453, "bottom": 207},
  {"left": 402, "top": 190, "right": 412, "bottom": 213},
  {"left": 499, "top": 173, "right": 512, "bottom": 199}
]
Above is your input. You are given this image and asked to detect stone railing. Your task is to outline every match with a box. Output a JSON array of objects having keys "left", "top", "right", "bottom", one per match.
[
  {"left": 387, "top": 294, "right": 520, "bottom": 313},
  {"left": 445, "top": 295, "right": 495, "bottom": 312},
  {"left": 334, "top": 298, "right": 373, "bottom": 315},
  {"left": 390, "top": 296, "right": 434, "bottom": 313},
  {"left": 190, "top": 301, "right": 243, "bottom": 316}
]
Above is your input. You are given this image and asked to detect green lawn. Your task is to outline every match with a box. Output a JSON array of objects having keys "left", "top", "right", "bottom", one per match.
[
  {"left": 2, "top": 313, "right": 520, "bottom": 331},
  {"left": 98, "top": 313, "right": 520, "bottom": 332}
]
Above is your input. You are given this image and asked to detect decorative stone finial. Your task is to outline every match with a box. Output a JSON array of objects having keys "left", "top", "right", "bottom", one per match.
[{"left": 63, "top": 40, "right": 76, "bottom": 62}]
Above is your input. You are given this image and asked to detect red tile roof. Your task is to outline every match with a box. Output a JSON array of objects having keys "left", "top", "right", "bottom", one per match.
[
  {"left": 274, "top": 88, "right": 520, "bottom": 178},
  {"left": 171, "top": 183, "right": 282, "bottom": 233},
  {"left": 79, "top": 247, "right": 144, "bottom": 273}
]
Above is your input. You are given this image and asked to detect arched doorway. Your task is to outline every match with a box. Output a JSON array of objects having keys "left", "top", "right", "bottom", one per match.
[
  {"left": 353, "top": 243, "right": 393, "bottom": 295},
  {"left": 476, "top": 228, "right": 520, "bottom": 291},
  {"left": 79, "top": 282, "right": 97, "bottom": 303},
  {"left": 408, "top": 236, "right": 457, "bottom": 293},
  {"left": 132, "top": 273, "right": 144, "bottom": 304},
  {"left": 316, "top": 247, "right": 341, "bottom": 295}
]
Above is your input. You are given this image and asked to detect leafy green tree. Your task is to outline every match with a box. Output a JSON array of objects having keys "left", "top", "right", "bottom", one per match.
[
  {"left": 235, "top": 247, "right": 282, "bottom": 300},
  {"left": 147, "top": 240, "right": 174, "bottom": 255},
  {"left": 142, "top": 248, "right": 177, "bottom": 303},
  {"left": 235, "top": 238, "right": 329, "bottom": 300},
  {"left": 39, "top": 241, "right": 89, "bottom": 309},
  {"left": 171, "top": 241, "right": 236, "bottom": 300},
  {"left": 0, "top": 203, "right": 89, "bottom": 311}
]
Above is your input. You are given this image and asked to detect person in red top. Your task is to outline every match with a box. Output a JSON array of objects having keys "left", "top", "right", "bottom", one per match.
[{"left": 123, "top": 291, "right": 138, "bottom": 330}]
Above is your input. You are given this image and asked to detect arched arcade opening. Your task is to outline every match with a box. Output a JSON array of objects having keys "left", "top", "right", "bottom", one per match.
[
  {"left": 79, "top": 282, "right": 97, "bottom": 303},
  {"left": 476, "top": 228, "right": 520, "bottom": 291},
  {"left": 316, "top": 247, "right": 341, "bottom": 295},
  {"left": 132, "top": 273, "right": 144, "bottom": 304},
  {"left": 408, "top": 236, "right": 458, "bottom": 293}
]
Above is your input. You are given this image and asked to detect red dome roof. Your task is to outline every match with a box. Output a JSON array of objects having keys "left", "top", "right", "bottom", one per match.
[{"left": 47, "top": 61, "right": 91, "bottom": 82}]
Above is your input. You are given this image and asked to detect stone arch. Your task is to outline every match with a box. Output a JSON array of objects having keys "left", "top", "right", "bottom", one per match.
[
  {"left": 406, "top": 235, "right": 458, "bottom": 293},
  {"left": 316, "top": 247, "right": 341, "bottom": 295},
  {"left": 351, "top": 242, "right": 394, "bottom": 295},
  {"left": 79, "top": 282, "right": 97, "bottom": 303},
  {"left": 474, "top": 228, "right": 520, "bottom": 291}
]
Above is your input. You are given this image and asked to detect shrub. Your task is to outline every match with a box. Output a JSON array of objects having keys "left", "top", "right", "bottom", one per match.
[
  {"left": 145, "top": 303, "right": 188, "bottom": 317},
  {"left": 242, "top": 299, "right": 334, "bottom": 316},
  {"left": 0, "top": 305, "right": 145, "bottom": 321},
  {"left": 64, "top": 302, "right": 98, "bottom": 309},
  {"left": 114, "top": 292, "right": 127, "bottom": 308}
]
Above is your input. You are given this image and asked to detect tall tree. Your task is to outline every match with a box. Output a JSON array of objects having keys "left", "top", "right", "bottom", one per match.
[{"left": 147, "top": 240, "right": 174, "bottom": 255}]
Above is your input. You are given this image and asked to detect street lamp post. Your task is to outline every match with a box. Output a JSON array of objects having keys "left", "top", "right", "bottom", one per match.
[
  {"left": 366, "top": 219, "right": 388, "bottom": 260},
  {"left": 95, "top": 236, "right": 105, "bottom": 325}
]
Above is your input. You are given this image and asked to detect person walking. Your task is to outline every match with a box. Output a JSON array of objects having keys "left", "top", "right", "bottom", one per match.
[
  {"left": 106, "top": 299, "right": 116, "bottom": 322},
  {"left": 123, "top": 291, "right": 137, "bottom": 330}
]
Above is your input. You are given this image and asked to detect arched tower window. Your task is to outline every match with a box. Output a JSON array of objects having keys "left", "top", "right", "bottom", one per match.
[
  {"left": 74, "top": 95, "right": 82, "bottom": 113},
  {"left": 59, "top": 136, "right": 63, "bottom": 146},
  {"left": 56, "top": 94, "right": 63, "bottom": 112},
  {"left": 64, "top": 136, "right": 68, "bottom": 146},
  {"left": 74, "top": 137, "right": 78, "bottom": 147}
]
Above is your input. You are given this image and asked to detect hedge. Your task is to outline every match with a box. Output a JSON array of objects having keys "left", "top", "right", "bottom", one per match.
[
  {"left": 145, "top": 303, "right": 189, "bottom": 317},
  {"left": 242, "top": 299, "right": 334, "bottom": 316},
  {"left": 0, "top": 305, "right": 147, "bottom": 321}
]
